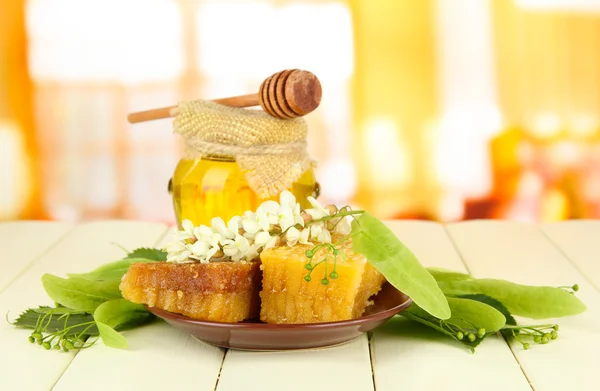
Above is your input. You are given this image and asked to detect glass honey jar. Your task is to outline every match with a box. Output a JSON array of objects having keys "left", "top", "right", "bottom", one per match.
[
  {"left": 168, "top": 100, "right": 319, "bottom": 228},
  {"left": 169, "top": 155, "right": 319, "bottom": 228}
]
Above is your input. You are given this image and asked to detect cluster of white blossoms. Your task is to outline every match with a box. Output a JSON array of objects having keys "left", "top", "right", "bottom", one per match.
[{"left": 165, "top": 190, "right": 352, "bottom": 264}]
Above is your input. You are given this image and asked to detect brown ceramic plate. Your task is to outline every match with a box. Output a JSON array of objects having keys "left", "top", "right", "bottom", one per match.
[{"left": 146, "top": 283, "right": 412, "bottom": 351}]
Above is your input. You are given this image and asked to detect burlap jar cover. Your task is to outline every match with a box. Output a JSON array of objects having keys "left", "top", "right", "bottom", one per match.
[{"left": 172, "top": 100, "right": 315, "bottom": 198}]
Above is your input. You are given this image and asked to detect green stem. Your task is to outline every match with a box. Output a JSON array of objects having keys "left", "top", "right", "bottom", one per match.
[
  {"left": 333, "top": 232, "right": 361, "bottom": 246},
  {"left": 308, "top": 210, "right": 364, "bottom": 225},
  {"left": 502, "top": 324, "right": 556, "bottom": 330}
]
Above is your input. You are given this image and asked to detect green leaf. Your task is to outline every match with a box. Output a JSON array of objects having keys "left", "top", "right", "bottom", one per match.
[
  {"left": 439, "top": 279, "right": 587, "bottom": 319},
  {"left": 41, "top": 274, "right": 122, "bottom": 312},
  {"left": 11, "top": 306, "right": 99, "bottom": 336},
  {"left": 125, "top": 248, "right": 167, "bottom": 261},
  {"left": 351, "top": 213, "right": 450, "bottom": 319},
  {"left": 446, "top": 297, "right": 506, "bottom": 333},
  {"left": 458, "top": 294, "right": 517, "bottom": 326},
  {"left": 93, "top": 299, "right": 153, "bottom": 331},
  {"left": 96, "top": 321, "right": 128, "bottom": 349},
  {"left": 427, "top": 267, "right": 473, "bottom": 283},
  {"left": 68, "top": 258, "right": 159, "bottom": 281}
]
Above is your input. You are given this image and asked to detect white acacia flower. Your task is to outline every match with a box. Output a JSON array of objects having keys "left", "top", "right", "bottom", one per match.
[
  {"left": 305, "top": 196, "right": 330, "bottom": 220},
  {"left": 222, "top": 233, "right": 252, "bottom": 261},
  {"left": 192, "top": 224, "right": 225, "bottom": 249},
  {"left": 280, "top": 190, "right": 305, "bottom": 228},
  {"left": 242, "top": 211, "right": 270, "bottom": 240},
  {"left": 293, "top": 203, "right": 305, "bottom": 227},
  {"left": 278, "top": 205, "right": 296, "bottom": 232},
  {"left": 257, "top": 200, "right": 280, "bottom": 224},
  {"left": 285, "top": 226, "right": 301, "bottom": 246},
  {"left": 246, "top": 244, "right": 260, "bottom": 261},
  {"left": 211, "top": 217, "right": 237, "bottom": 239},
  {"left": 188, "top": 239, "right": 210, "bottom": 263},
  {"left": 228, "top": 216, "right": 242, "bottom": 233},
  {"left": 206, "top": 246, "right": 220, "bottom": 260},
  {"left": 254, "top": 231, "right": 278, "bottom": 250},
  {"left": 165, "top": 240, "right": 193, "bottom": 263},
  {"left": 318, "top": 229, "right": 332, "bottom": 243},
  {"left": 256, "top": 211, "right": 271, "bottom": 232},
  {"left": 334, "top": 216, "right": 352, "bottom": 235},
  {"left": 175, "top": 219, "right": 196, "bottom": 241},
  {"left": 286, "top": 227, "right": 311, "bottom": 246},
  {"left": 193, "top": 224, "right": 213, "bottom": 240},
  {"left": 299, "top": 228, "right": 311, "bottom": 244},
  {"left": 279, "top": 191, "right": 296, "bottom": 209},
  {"left": 310, "top": 223, "right": 332, "bottom": 243}
]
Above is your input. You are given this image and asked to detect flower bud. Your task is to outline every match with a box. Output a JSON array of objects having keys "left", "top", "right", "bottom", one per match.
[
  {"left": 325, "top": 205, "right": 338, "bottom": 215},
  {"left": 301, "top": 212, "right": 313, "bottom": 224},
  {"left": 477, "top": 328, "right": 486, "bottom": 338}
]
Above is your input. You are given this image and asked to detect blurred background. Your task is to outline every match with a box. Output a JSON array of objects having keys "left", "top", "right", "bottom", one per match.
[{"left": 1, "top": 0, "right": 600, "bottom": 224}]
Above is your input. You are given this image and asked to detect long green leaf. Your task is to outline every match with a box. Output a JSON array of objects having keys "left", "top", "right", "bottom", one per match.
[
  {"left": 427, "top": 267, "right": 473, "bottom": 283},
  {"left": 68, "top": 258, "right": 158, "bottom": 281},
  {"left": 446, "top": 297, "right": 506, "bottom": 333},
  {"left": 439, "top": 279, "right": 586, "bottom": 319},
  {"left": 351, "top": 213, "right": 450, "bottom": 319},
  {"left": 41, "top": 274, "right": 122, "bottom": 312},
  {"left": 96, "top": 321, "right": 128, "bottom": 349},
  {"left": 93, "top": 299, "right": 153, "bottom": 331},
  {"left": 125, "top": 248, "right": 167, "bottom": 261},
  {"left": 458, "top": 294, "right": 517, "bottom": 326}
]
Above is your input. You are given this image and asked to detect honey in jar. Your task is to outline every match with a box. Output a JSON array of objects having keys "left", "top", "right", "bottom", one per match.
[{"left": 170, "top": 155, "right": 318, "bottom": 227}]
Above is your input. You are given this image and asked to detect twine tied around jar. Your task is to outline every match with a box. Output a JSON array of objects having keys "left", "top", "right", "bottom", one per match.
[{"left": 173, "top": 99, "right": 315, "bottom": 198}]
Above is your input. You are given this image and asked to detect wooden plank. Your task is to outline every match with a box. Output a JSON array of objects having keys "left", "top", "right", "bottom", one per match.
[
  {"left": 0, "top": 221, "right": 73, "bottom": 293},
  {"left": 446, "top": 221, "right": 600, "bottom": 391},
  {"left": 217, "top": 337, "right": 374, "bottom": 391},
  {"left": 53, "top": 228, "right": 226, "bottom": 391},
  {"left": 0, "top": 221, "right": 169, "bottom": 391},
  {"left": 540, "top": 221, "right": 600, "bottom": 293},
  {"left": 54, "top": 322, "right": 225, "bottom": 391},
  {"left": 370, "top": 221, "right": 531, "bottom": 391}
]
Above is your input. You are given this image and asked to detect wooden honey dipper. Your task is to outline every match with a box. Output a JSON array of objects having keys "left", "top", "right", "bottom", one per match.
[{"left": 127, "top": 69, "right": 322, "bottom": 123}]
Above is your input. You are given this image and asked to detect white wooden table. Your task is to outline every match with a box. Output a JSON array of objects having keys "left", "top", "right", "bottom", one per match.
[{"left": 1, "top": 220, "right": 599, "bottom": 391}]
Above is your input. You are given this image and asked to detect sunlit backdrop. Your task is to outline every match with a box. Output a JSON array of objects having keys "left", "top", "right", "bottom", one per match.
[{"left": 1, "top": 0, "right": 600, "bottom": 224}]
